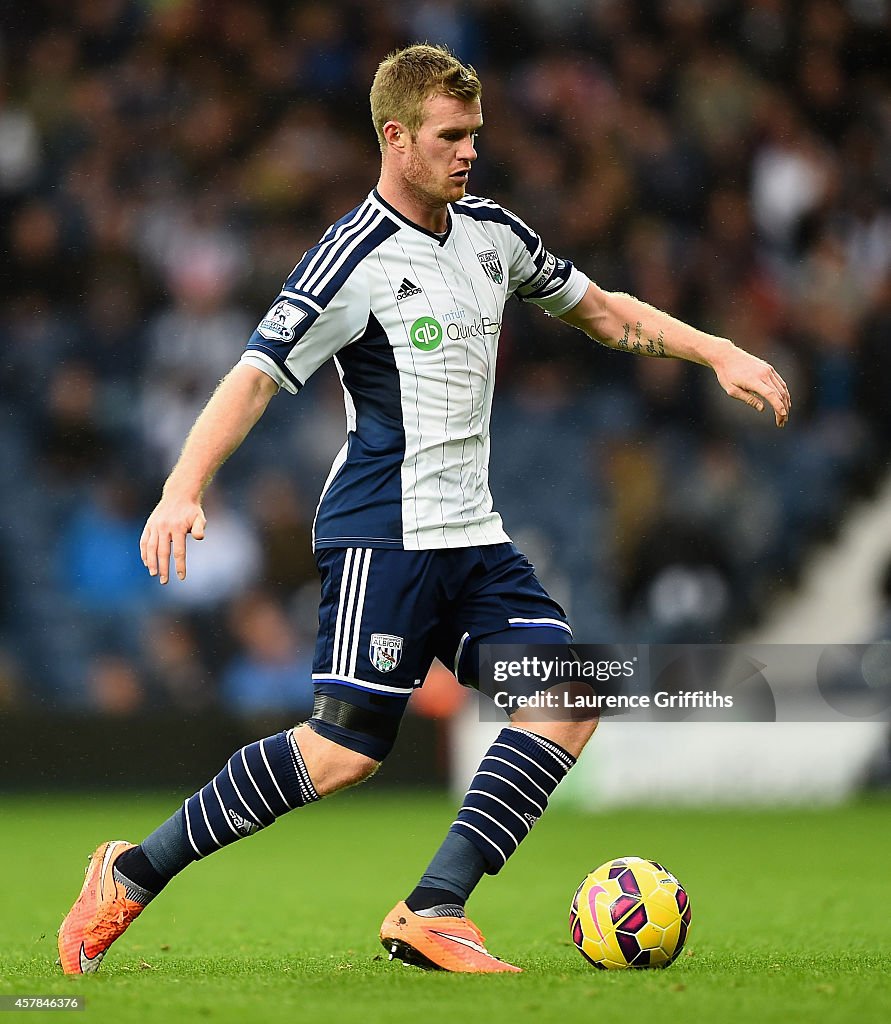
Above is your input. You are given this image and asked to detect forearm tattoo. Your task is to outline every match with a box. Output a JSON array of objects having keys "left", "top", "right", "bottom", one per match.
[{"left": 615, "top": 322, "right": 666, "bottom": 357}]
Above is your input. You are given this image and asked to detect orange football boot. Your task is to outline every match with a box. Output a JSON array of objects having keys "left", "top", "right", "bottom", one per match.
[
  {"left": 380, "top": 900, "right": 521, "bottom": 973},
  {"left": 58, "top": 841, "right": 146, "bottom": 974}
]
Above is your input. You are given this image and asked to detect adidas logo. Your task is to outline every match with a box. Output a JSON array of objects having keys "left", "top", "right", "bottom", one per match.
[
  {"left": 228, "top": 809, "right": 259, "bottom": 836},
  {"left": 396, "top": 278, "right": 422, "bottom": 300}
]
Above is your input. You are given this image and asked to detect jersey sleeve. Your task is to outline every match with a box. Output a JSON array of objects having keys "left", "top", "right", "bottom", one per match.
[
  {"left": 239, "top": 271, "right": 369, "bottom": 394},
  {"left": 240, "top": 203, "right": 397, "bottom": 393},
  {"left": 499, "top": 206, "right": 589, "bottom": 316}
]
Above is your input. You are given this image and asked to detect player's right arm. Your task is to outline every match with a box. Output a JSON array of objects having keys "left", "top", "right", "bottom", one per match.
[
  {"left": 140, "top": 364, "right": 278, "bottom": 585},
  {"left": 142, "top": 204, "right": 377, "bottom": 583}
]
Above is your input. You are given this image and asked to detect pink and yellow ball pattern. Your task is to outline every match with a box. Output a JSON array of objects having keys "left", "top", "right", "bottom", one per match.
[{"left": 569, "top": 856, "right": 692, "bottom": 969}]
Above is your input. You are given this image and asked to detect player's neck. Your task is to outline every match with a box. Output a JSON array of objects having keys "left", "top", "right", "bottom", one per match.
[{"left": 375, "top": 174, "right": 450, "bottom": 235}]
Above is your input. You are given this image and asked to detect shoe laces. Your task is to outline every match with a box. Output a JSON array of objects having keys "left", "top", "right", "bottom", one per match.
[
  {"left": 90, "top": 897, "right": 142, "bottom": 942},
  {"left": 461, "top": 916, "right": 486, "bottom": 947}
]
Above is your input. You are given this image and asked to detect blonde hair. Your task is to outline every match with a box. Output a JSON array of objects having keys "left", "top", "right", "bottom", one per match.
[{"left": 370, "top": 44, "right": 481, "bottom": 153}]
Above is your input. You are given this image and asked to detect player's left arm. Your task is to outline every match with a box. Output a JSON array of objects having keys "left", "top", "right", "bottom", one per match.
[{"left": 559, "top": 281, "right": 791, "bottom": 427}]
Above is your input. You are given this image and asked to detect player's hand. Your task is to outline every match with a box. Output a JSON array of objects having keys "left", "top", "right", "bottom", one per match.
[
  {"left": 140, "top": 493, "right": 206, "bottom": 584},
  {"left": 711, "top": 343, "right": 791, "bottom": 427}
]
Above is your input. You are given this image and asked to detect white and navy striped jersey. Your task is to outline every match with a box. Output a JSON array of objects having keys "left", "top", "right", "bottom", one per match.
[{"left": 239, "top": 189, "right": 589, "bottom": 551}]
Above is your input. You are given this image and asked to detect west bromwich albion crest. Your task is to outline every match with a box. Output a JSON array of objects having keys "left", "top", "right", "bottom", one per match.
[
  {"left": 477, "top": 249, "right": 504, "bottom": 285},
  {"left": 369, "top": 633, "right": 403, "bottom": 673}
]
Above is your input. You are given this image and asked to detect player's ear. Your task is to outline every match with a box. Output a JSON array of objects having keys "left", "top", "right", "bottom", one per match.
[{"left": 383, "top": 121, "right": 407, "bottom": 150}]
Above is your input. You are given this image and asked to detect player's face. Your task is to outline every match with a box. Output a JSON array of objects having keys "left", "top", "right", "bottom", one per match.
[{"left": 403, "top": 94, "right": 482, "bottom": 206}]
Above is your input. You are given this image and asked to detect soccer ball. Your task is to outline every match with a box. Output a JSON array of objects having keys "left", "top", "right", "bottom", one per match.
[{"left": 569, "top": 856, "right": 691, "bottom": 969}]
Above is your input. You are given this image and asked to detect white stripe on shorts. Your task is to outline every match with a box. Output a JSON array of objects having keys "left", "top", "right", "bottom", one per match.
[
  {"left": 348, "top": 549, "right": 372, "bottom": 678},
  {"left": 333, "top": 548, "right": 372, "bottom": 677},
  {"left": 507, "top": 617, "right": 572, "bottom": 635},
  {"left": 331, "top": 547, "right": 354, "bottom": 677},
  {"left": 311, "top": 672, "right": 413, "bottom": 696}
]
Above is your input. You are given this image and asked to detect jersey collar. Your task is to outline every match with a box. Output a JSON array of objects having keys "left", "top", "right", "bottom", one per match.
[{"left": 370, "top": 189, "right": 452, "bottom": 246}]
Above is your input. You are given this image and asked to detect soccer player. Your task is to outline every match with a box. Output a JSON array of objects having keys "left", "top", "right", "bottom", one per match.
[{"left": 58, "top": 44, "right": 790, "bottom": 975}]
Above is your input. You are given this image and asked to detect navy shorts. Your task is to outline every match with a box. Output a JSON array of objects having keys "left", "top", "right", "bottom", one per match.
[{"left": 311, "top": 542, "right": 571, "bottom": 699}]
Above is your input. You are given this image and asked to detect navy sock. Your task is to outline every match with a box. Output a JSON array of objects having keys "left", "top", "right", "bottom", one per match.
[
  {"left": 434, "top": 727, "right": 575, "bottom": 887},
  {"left": 135, "top": 730, "right": 319, "bottom": 885},
  {"left": 408, "top": 831, "right": 488, "bottom": 909},
  {"left": 114, "top": 846, "right": 168, "bottom": 901},
  {"left": 405, "top": 885, "right": 466, "bottom": 913}
]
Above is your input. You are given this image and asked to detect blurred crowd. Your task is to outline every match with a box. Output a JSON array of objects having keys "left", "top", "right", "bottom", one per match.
[{"left": 0, "top": 0, "right": 889, "bottom": 715}]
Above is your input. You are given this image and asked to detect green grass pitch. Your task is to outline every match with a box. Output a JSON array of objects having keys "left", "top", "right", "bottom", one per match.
[{"left": 2, "top": 791, "right": 889, "bottom": 1023}]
